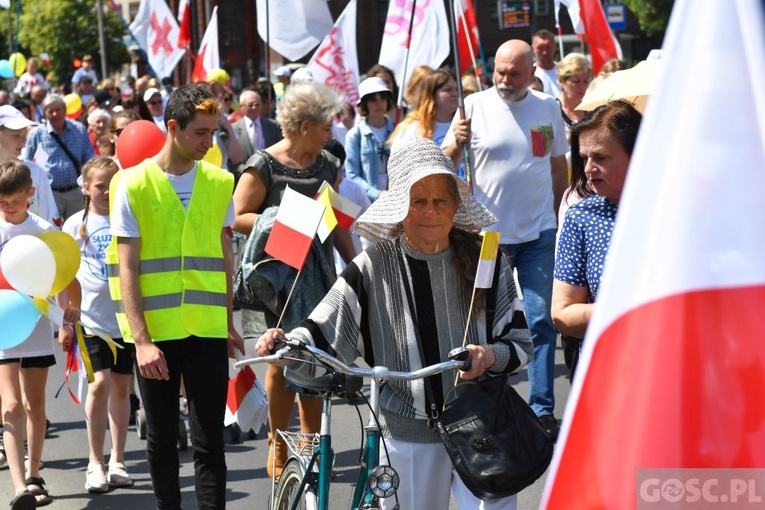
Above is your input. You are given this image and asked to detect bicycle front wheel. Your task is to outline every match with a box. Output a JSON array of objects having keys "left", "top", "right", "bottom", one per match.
[{"left": 272, "top": 460, "right": 318, "bottom": 510}]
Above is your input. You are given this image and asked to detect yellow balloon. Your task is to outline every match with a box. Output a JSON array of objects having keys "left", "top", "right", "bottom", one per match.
[
  {"left": 63, "top": 93, "right": 83, "bottom": 117},
  {"left": 9, "top": 52, "right": 26, "bottom": 78},
  {"left": 37, "top": 230, "right": 80, "bottom": 295},
  {"left": 203, "top": 143, "right": 223, "bottom": 167}
]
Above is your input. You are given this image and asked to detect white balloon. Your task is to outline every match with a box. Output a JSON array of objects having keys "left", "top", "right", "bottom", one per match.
[{"left": 0, "top": 235, "right": 57, "bottom": 297}]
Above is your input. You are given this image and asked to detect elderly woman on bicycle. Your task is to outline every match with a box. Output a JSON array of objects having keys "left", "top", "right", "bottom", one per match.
[{"left": 257, "top": 138, "right": 533, "bottom": 510}]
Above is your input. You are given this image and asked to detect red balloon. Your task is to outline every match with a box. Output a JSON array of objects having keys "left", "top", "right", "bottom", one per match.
[
  {"left": 0, "top": 265, "right": 13, "bottom": 290},
  {"left": 116, "top": 120, "right": 166, "bottom": 169}
]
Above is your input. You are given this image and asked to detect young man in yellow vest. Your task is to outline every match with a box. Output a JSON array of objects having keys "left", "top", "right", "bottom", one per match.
[{"left": 106, "top": 84, "right": 245, "bottom": 509}]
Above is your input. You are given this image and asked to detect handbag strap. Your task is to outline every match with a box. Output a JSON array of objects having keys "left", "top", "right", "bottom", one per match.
[
  {"left": 50, "top": 131, "right": 82, "bottom": 176},
  {"left": 394, "top": 242, "right": 441, "bottom": 426}
]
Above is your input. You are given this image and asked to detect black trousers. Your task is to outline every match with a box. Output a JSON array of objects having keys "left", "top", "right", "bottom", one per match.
[{"left": 136, "top": 336, "right": 229, "bottom": 509}]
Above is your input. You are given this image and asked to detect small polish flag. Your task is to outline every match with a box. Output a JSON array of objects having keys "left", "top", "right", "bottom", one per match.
[
  {"left": 265, "top": 186, "right": 326, "bottom": 271},
  {"left": 474, "top": 231, "right": 500, "bottom": 289},
  {"left": 315, "top": 184, "right": 338, "bottom": 243},
  {"left": 224, "top": 366, "right": 268, "bottom": 432}
]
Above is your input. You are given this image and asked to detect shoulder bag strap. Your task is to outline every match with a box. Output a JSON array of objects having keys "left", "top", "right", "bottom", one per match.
[{"left": 50, "top": 131, "right": 82, "bottom": 176}]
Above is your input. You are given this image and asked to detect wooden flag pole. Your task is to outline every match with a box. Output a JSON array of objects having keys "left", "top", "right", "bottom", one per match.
[{"left": 274, "top": 269, "right": 302, "bottom": 331}]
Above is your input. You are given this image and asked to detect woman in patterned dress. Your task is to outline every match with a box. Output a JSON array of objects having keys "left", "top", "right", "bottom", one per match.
[{"left": 551, "top": 101, "right": 643, "bottom": 378}]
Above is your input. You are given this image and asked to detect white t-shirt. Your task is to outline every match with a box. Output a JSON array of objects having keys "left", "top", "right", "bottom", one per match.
[
  {"left": 62, "top": 210, "right": 120, "bottom": 337},
  {"left": 442, "top": 87, "right": 569, "bottom": 244},
  {"left": 535, "top": 64, "right": 561, "bottom": 98},
  {"left": 26, "top": 159, "right": 61, "bottom": 228},
  {"left": 111, "top": 163, "right": 235, "bottom": 238},
  {"left": 390, "top": 120, "right": 466, "bottom": 180},
  {"left": 334, "top": 176, "right": 372, "bottom": 274},
  {"left": 0, "top": 213, "right": 55, "bottom": 359}
]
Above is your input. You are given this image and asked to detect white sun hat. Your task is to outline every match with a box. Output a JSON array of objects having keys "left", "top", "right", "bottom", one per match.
[
  {"left": 356, "top": 77, "right": 391, "bottom": 106},
  {"left": 354, "top": 138, "right": 497, "bottom": 243}
]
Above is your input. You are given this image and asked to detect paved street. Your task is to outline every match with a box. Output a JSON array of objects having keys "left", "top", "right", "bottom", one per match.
[{"left": 1, "top": 311, "right": 571, "bottom": 509}]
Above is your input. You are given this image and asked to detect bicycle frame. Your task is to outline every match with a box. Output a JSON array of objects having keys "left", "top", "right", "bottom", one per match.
[{"left": 237, "top": 341, "right": 469, "bottom": 510}]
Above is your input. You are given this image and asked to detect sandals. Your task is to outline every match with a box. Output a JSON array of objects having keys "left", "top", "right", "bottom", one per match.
[
  {"left": 25, "top": 476, "right": 52, "bottom": 507},
  {"left": 8, "top": 491, "right": 35, "bottom": 510}
]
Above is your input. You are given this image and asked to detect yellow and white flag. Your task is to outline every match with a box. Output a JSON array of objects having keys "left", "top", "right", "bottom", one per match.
[
  {"left": 315, "top": 184, "right": 339, "bottom": 243},
  {"left": 474, "top": 232, "right": 500, "bottom": 289}
]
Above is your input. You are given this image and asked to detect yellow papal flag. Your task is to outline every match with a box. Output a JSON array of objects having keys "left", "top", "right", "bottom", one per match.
[{"left": 474, "top": 231, "right": 500, "bottom": 289}]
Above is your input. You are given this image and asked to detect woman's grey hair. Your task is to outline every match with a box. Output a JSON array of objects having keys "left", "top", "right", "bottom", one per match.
[
  {"left": 276, "top": 82, "right": 343, "bottom": 137},
  {"left": 87, "top": 108, "right": 111, "bottom": 125},
  {"left": 42, "top": 94, "right": 66, "bottom": 111}
]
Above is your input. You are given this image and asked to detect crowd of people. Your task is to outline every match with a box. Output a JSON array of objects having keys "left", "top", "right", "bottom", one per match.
[{"left": 0, "top": 31, "right": 645, "bottom": 509}]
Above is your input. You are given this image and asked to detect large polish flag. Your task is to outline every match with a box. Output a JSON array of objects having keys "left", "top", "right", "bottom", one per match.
[
  {"left": 191, "top": 6, "right": 219, "bottom": 83},
  {"left": 265, "top": 186, "right": 326, "bottom": 271},
  {"left": 543, "top": 1, "right": 765, "bottom": 508}
]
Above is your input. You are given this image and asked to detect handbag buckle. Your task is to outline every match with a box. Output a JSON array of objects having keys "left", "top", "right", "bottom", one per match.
[{"left": 427, "top": 404, "right": 439, "bottom": 430}]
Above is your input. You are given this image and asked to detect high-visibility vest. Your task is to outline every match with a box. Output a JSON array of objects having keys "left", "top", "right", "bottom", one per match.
[{"left": 105, "top": 160, "right": 234, "bottom": 342}]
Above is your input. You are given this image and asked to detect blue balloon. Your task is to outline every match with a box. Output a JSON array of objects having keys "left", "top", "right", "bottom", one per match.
[
  {"left": 0, "top": 290, "right": 42, "bottom": 349},
  {"left": 0, "top": 60, "right": 13, "bottom": 79}
]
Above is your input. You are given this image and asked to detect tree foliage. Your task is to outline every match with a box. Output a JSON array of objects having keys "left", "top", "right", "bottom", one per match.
[
  {"left": 16, "top": 0, "right": 130, "bottom": 86},
  {"left": 623, "top": 0, "right": 675, "bottom": 37}
]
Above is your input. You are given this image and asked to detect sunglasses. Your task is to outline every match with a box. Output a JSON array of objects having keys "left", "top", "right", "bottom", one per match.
[
  {"left": 147, "top": 100, "right": 163, "bottom": 106},
  {"left": 222, "top": 96, "right": 233, "bottom": 102},
  {"left": 115, "top": 128, "right": 125, "bottom": 137}
]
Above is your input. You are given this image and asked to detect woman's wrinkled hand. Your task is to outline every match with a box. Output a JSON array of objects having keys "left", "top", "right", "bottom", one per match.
[
  {"left": 255, "top": 328, "right": 286, "bottom": 358},
  {"left": 459, "top": 344, "right": 496, "bottom": 380}
]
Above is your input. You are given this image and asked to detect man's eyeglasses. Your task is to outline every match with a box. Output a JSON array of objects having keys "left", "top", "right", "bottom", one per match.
[{"left": 147, "top": 100, "right": 163, "bottom": 106}]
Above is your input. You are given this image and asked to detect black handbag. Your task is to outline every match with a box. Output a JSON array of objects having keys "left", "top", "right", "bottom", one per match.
[
  {"left": 433, "top": 375, "right": 554, "bottom": 499},
  {"left": 232, "top": 264, "right": 260, "bottom": 311}
]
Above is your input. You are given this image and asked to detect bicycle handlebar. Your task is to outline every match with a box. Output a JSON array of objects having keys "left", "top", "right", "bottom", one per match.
[{"left": 235, "top": 339, "right": 470, "bottom": 382}]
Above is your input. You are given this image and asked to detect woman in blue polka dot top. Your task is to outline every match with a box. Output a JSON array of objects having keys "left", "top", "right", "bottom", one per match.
[{"left": 551, "top": 101, "right": 643, "bottom": 378}]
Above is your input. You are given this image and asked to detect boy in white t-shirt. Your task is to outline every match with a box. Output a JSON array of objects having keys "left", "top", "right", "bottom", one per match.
[
  {"left": 0, "top": 104, "right": 61, "bottom": 228},
  {"left": 0, "top": 160, "right": 78, "bottom": 509}
]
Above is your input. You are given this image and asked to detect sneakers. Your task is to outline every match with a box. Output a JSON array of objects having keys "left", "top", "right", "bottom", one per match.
[
  {"left": 85, "top": 463, "right": 109, "bottom": 493},
  {"left": 539, "top": 414, "right": 560, "bottom": 441},
  {"left": 0, "top": 447, "right": 6, "bottom": 469},
  {"left": 107, "top": 462, "right": 133, "bottom": 488}
]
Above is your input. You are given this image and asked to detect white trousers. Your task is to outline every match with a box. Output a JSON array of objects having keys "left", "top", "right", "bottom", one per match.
[{"left": 379, "top": 437, "right": 518, "bottom": 510}]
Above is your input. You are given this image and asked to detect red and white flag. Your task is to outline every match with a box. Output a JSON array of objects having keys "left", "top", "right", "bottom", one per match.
[
  {"left": 224, "top": 365, "right": 268, "bottom": 432},
  {"left": 256, "top": 0, "right": 333, "bottom": 62},
  {"left": 455, "top": 0, "right": 480, "bottom": 76},
  {"left": 191, "top": 6, "right": 219, "bottom": 83},
  {"left": 306, "top": 0, "right": 360, "bottom": 106},
  {"left": 578, "top": 0, "right": 622, "bottom": 75},
  {"left": 129, "top": 0, "right": 185, "bottom": 79},
  {"left": 379, "top": 0, "right": 450, "bottom": 96},
  {"left": 543, "top": 1, "right": 765, "bottom": 508},
  {"left": 265, "top": 186, "right": 326, "bottom": 271},
  {"left": 177, "top": 0, "right": 191, "bottom": 48}
]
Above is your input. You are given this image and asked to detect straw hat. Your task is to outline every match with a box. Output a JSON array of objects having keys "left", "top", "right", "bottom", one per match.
[{"left": 354, "top": 138, "right": 497, "bottom": 243}]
